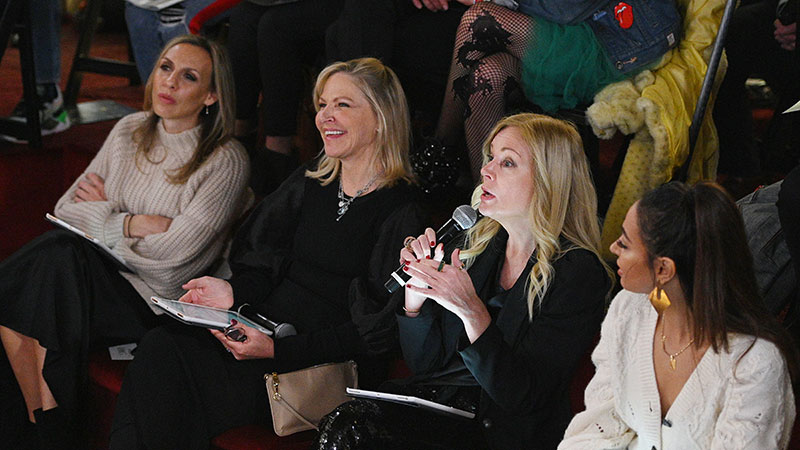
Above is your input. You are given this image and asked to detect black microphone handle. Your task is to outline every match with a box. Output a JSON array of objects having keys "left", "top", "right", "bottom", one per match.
[
  {"left": 238, "top": 305, "right": 297, "bottom": 338},
  {"left": 384, "top": 218, "right": 464, "bottom": 293}
]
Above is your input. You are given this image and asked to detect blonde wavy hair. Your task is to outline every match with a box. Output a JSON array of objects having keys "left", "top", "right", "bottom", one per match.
[
  {"left": 306, "top": 58, "right": 414, "bottom": 187},
  {"left": 461, "top": 113, "right": 613, "bottom": 319},
  {"left": 134, "top": 34, "right": 236, "bottom": 184}
]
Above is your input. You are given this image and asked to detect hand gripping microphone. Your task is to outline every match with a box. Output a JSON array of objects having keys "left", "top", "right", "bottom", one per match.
[{"left": 384, "top": 205, "right": 479, "bottom": 293}]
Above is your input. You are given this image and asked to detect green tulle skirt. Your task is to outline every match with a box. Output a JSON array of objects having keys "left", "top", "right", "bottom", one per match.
[{"left": 521, "top": 17, "right": 627, "bottom": 112}]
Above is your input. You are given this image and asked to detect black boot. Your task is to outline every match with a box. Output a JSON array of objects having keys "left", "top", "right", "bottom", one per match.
[
  {"left": 0, "top": 348, "right": 37, "bottom": 450},
  {"left": 1, "top": 417, "right": 36, "bottom": 450},
  {"left": 33, "top": 407, "right": 75, "bottom": 450}
]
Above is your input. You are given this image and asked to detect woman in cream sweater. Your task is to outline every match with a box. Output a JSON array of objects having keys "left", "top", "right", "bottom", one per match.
[
  {"left": 560, "top": 182, "right": 798, "bottom": 450},
  {"left": 0, "top": 34, "right": 249, "bottom": 449}
]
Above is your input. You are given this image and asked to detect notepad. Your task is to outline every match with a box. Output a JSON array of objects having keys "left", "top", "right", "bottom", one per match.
[
  {"left": 150, "top": 296, "right": 271, "bottom": 335},
  {"left": 46, "top": 213, "right": 133, "bottom": 272},
  {"left": 346, "top": 388, "right": 476, "bottom": 419}
]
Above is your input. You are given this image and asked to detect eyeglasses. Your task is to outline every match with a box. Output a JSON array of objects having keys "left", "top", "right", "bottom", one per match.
[{"left": 224, "top": 323, "right": 247, "bottom": 342}]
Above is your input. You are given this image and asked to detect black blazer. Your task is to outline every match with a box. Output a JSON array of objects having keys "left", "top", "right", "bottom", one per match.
[{"left": 398, "top": 230, "right": 609, "bottom": 450}]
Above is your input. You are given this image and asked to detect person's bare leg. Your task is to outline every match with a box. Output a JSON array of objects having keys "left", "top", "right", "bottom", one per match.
[
  {"left": 34, "top": 343, "right": 57, "bottom": 412},
  {"left": 1, "top": 326, "right": 57, "bottom": 422}
]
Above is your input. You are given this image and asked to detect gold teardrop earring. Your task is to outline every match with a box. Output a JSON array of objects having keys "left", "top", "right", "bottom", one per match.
[{"left": 648, "top": 285, "right": 671, "bottom": 314}]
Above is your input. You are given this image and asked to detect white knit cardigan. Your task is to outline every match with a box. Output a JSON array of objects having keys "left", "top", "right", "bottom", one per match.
[
  {"left": 560, "top": 290, "right": 795, "bottom": 450},
  {"left": 54, "top": 111, "right": 249, "bottom": 306}
]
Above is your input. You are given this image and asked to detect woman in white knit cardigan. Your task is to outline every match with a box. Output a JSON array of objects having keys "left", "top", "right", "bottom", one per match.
[
  {"left": 0, "top": 34, "right": 249, "bottom": 449},
  {"left": 560, "top": 181, "right": 798, "bottom": 450}
]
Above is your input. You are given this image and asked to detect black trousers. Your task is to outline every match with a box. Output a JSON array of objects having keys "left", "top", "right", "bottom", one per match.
[
  {"left": 326, "top": 0, "right": 467, "bottom": 120},
  {"left": 109, "top": 324, "right": 277, "bottom": 450},
  {"left": 0, "top": 230, "right": 162, "bottom": 441},
  {"left": 713, "top": 0, "right": 799, "bottom": 176},
  {"left": 227, "top": 0, "right": 345, "bottom": 136}
]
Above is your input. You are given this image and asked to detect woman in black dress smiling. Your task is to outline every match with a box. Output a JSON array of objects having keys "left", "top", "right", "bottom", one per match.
[{"left": 109, "top": 57, "right": 426, "bottom": 449}]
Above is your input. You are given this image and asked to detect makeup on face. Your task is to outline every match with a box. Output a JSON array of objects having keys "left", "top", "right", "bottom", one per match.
[
  {"left": 478, "top": 127, "right": 535, "bottom": 222},
  {"left": 151, "top": 43, "right": 216, "bottom": 133},
  {"left": 314, "top": 73, "right": 379, "bottom": 164},
  {"left": 610, "top": 203, "right": 656, "bottom": 293}
]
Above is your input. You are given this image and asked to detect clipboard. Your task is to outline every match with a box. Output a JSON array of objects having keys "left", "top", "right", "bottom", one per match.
[
  {"left": 346, "top": 388, "right": 476, "bottom": 419},
  {"left": 149, "top": 296, "right": 272, "bottom": 335},
  {"left": 46, "top": 213, "right": 133, "bottom": 272}
]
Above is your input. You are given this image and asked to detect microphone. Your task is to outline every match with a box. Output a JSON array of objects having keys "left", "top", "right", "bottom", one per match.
[
  {"left": 238, "top": 305, "right": 297, "bottom": 339},
  {"left": 384, "top": 205, "right": 479, "bottom": 293}
]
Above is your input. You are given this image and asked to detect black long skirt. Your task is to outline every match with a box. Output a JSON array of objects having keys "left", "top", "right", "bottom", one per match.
[{"left": 0, "top": 230, "right": 163, "bottom": 433}]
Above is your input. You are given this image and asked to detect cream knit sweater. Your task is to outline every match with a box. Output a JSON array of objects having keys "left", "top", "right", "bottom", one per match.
[
  {"left": 560, "top": 290, "right": 795, "bottom": 450},
  {"left": 54, "top": 111, "right": 249, "bottom": 306}
]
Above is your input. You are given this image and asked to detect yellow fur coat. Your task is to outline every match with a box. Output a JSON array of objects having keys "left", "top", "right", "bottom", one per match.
[{"left": 587, "top": 0, "right": 727, "bottom": 260}]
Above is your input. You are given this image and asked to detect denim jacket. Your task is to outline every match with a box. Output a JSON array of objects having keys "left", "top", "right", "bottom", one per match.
[{"left": 513, "top": 0, "right": 682, "bottom": 73}]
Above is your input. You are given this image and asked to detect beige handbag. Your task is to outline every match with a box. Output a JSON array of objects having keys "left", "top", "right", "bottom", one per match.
[{"left": 264, "top": 360, "right": 358, "bottom": 436}]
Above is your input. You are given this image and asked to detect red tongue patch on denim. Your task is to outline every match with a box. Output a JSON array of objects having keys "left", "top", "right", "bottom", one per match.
[{"left": 614, "top": 2, "right": 634, "bottom": 29}]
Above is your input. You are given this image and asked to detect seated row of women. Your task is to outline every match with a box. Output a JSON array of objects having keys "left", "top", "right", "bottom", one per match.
[{"left": 0, "top": 35, "right": 796, "bottom": 450}]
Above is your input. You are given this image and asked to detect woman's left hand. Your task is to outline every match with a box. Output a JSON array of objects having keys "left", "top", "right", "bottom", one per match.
[
  {"left": 74, "top": 173, "right": 107, "bottom": 202},
  {"left": 405, "top": 248, "right": 491, "bottom": 342},
  {"left": 210, "top": 321, "right": 275, "bottom": 360}
]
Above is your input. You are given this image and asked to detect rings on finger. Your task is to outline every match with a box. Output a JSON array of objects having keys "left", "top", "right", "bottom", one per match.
[
  {"left": 226, "top": 347, "right": 231, "bottom": 353},
  {"left": 436, "top": 260, "right": 446, "bottom": 272},
  {"left": 403, "top": 236, "right": 415, "bottom": 251},
  {"left": 457, "top": 264, "right": 464, "bottom": 271}
]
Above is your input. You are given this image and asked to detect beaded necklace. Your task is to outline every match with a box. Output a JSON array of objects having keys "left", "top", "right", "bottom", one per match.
[{"left": 336, "top": 174, "right": 378, "bottom": 221}]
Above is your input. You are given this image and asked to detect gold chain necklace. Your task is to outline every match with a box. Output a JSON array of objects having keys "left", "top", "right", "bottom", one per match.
[{"left": 659, "top": 314, "right": 695, "bottom": 370}]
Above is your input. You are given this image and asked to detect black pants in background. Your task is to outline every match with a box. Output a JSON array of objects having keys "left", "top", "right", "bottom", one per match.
[
  {"left": 109, "top": 324, "right": 275, "bottom": 450},
  {"left": 227, "top": 0, "right": 344, "bottom": 136},
  {"left": 713, "top": 0, "right": 799, "bottom": 177},
  {"left": 326, "top": 0, "right": 467, "bottom": 121}
]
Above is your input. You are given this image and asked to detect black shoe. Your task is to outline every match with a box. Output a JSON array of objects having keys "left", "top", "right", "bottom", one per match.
[{"left": 33, "top": 407, "right": 76, "bottom": 450}]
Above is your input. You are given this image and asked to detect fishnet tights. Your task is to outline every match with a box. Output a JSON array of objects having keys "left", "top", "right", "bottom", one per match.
[{"left": 436, "top": 3, "right": 535, "bottom": 181}]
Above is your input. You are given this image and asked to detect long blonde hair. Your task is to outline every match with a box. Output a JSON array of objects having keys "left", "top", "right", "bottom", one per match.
[
  {"left": 306, "top": 58, "right": 414, "bottom": 187},
  {"left": 461, "top": 113, "right": 613, "bottom": 319},
  {"left": 133, "top": 34, "right": 236, "bottom": 184}
]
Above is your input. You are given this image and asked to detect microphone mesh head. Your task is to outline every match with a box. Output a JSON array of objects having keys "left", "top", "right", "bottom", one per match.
[{"left": 452, "top": 205, "right": 478, "bottom": 230}]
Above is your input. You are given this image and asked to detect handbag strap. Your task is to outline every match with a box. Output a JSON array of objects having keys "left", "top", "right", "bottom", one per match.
[{"left": 270, "top": 373, "right": 319, "bottom": 431}]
